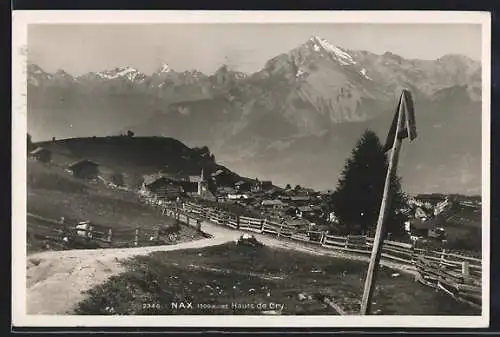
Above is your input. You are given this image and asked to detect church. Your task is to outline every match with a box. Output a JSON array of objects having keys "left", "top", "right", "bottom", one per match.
[{"left": 188, "top": 168, "right": 209, "bottom": 196}]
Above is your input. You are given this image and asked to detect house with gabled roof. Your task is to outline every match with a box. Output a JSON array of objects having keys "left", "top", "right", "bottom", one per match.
[
  {"left": 142, "top": 175, "right": 183, "bottom": 200},
  {"left": 234, "top": 180, "right": 252, "bottom": 192},
  {"left": 68, "top": 159, "right": 99, "bottom": 179},
  {"left": 29, "top": 147, "right": 52, "bottom": 163}
]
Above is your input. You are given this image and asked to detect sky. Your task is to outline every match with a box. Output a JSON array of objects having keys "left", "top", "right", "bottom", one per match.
[{"left": 28, "top": 23, "right": 482, "bottom": 76}]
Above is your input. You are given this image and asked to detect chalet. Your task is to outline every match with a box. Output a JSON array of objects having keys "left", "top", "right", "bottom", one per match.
[
  {"left": 68, "top": 159, "right": 99, "bottom": 179},
  {"left": 414, "top": 207, "right": 430, "bottom": 220},
  {"left": 29, "top": 147, "right": 52, "bottom": 163},
  {"left": 415, "top": 194, "right": 447, "bottom": 206},
  {"left": 108, "top": 172, "right": 125, "bottom": 187},
  {"left": 210, "top": 169, "right": 234, "bottom": 187},
  {"left": 298, "top": 187, "right": 316, "bottom": 196},
  {"left": 458, "top": 200, "right": 480, "bottom": 209},
  {"left": 261, "top": 199, "right": 288, "bottom": 210},
  {"left": 234, "top": 180, "right": 251, "bottom": 192},
  {"left": 264, "top": 188, "right": 282, "bottom": 199},
  {"left": 296, "top": 205, "right": 318, "bottom": 219},
  {"left": 159, "top": 185, "right": 184, "bottom": 201},
  {"left": 279, "top": 195, "right": 291, "bottom": 201},
  {"left": 235, "top": 196, "right": 255, "bottom": 206},
  {"left": 260, "top": 181, "right": 273, "bottom": 191},
  {"left": 218, "top": 186, "right": 237, "bottom": 196},
  {"left": 288, "top": 195, "right": 311, "bottom": 206},
  {"left": 211, "top": 169, "right": 224, "bottom": 178},
  {"left": 143, "top": 176, "right": 183, "bottom": 200},
  {"left": 188, "top": 175, "right": 202, "bottom": 183},
  {"left": 407, "top": 218, "right": 445, "bottom": 239},
  {"left": 160, "top": 171, "right": 186, "bottom": 182},
  {"left": 252, "top": 180, "right": 273, "bottom": 192},
  {"left": 227, "top": 193, "right": 250, "bottom": 200},
  {"left": 178, "top": 181, "right": 198, "bottom": 194},
  {"left": 407, "top": 219, "right": 433, "bottom": 237},
  {"left": 434, "top": 198, "right": 451, "bottom": 216}
]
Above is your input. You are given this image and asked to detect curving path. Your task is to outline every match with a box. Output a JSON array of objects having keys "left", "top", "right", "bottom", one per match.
[{"left": 26, "top": 217, "right": 415, "bottom": 315}]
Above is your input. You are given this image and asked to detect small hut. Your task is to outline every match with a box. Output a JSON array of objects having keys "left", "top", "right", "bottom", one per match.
[
  {"left": 68, "top": 159, "right": 99, "bottom": 179},
  {"left": 29, "top": 147, "right": 52, "bottom": 163}
]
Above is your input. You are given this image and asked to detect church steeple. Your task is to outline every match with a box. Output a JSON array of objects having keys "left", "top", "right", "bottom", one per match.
[{"left": 197, "top": 167, "right": 205, "bottom": 196}]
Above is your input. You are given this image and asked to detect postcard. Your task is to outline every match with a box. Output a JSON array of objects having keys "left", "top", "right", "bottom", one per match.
[{"left": 12, "top": 10, "right": 491, "bottom": 328}]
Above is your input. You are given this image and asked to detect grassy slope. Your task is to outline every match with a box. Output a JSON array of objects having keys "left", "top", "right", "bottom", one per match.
[
  {"left": 27, "top": 159, "right": 204, "bottom": 253},
  {"left": 36, "top": 136, "right": 242, "bottom": 189},
  {"left": 75, "top": 242, "right": 479, "bottom": 316}
]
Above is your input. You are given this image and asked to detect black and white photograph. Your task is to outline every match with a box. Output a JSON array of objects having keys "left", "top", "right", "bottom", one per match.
[{"left": 12, "top": 11, "right": 490, "bottom": 328}]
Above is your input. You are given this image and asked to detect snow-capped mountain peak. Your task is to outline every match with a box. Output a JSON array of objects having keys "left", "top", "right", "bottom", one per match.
[
  {"left": 27, "top": 64, "right": 52, "bottom": 86},
  {"left": 360, "top": 68, "right": 372, "bottom": 80},
  {"left": 96, "top": 66, "right": 146, "bottom": 81},
  {"left": 309, "top": 35, "right": 357, "bottom": 66},
  {"left": 158, "top": 63, "right": 171, "bottom": 73},
  {"left": 54, "top": 69, "right": 73, "bottom": 78}
]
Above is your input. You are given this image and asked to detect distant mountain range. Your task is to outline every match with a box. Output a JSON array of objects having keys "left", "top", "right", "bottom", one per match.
[{"left": 27, "top": 36, "right": 482, "bottom": 194}]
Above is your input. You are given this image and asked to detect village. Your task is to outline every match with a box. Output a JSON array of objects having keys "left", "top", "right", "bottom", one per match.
[{"left": 28, "top": 143, "right": 482, "bottom": 252}]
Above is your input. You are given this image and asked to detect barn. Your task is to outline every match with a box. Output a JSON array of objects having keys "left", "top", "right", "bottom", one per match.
[
  {"left": 143, "top": 176, "right": 183, "bottom": 201},
  {"left": 234, "top": 180, "right": 252, "bottom": 192},
  {"left": 68, "top": 159, "right": 99, "bottom": 179},
  {"left": 29, "top": 147, "right": 52, "bottom": 163}
]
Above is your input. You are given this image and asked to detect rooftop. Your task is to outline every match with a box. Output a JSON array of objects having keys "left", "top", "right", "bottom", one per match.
[
  {"left": 68, "top": 159, "right": 99, "bottom": 169},
  {"left": 30, "top": 147, "right": 51, "bottom": 155},
  {"left": 262, "top": 199, "right": 287, "bottom": 206}
]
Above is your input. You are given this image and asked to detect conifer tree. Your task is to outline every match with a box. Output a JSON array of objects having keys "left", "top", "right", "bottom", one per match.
[{"left": 329, "top": 130, "right": 407, "bottom": 237}]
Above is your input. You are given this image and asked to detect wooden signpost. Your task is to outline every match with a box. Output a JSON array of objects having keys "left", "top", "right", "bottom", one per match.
[{"left": 360, "top": 89, "right": 417, "bottom": 315}]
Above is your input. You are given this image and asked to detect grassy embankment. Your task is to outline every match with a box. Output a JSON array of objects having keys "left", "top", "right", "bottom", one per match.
[
  {"left": 75, "top": 242, "right": 480, "bottom": 316},
  {"left": 27, "top": 159, "right": 205, "bottom": 253}
]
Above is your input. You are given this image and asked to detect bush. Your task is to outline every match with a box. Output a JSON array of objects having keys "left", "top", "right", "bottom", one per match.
[{"left": 235, "top": 234, "right": 263, "bottom": 248}]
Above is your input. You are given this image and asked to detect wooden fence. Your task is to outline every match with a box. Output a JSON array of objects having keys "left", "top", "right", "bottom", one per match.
[
  {"left": 27, "top": 210, "right": 202, "bottom": 248},
  {"left": 27, "top": 196, "right": 482, "bottom": 309},
  {"left": 174, "top": 200, "right": 482, "bottom": 309}
]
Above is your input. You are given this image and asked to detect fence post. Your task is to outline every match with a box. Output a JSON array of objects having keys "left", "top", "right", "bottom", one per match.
[
  {"left": 462, "top": 261, "right": 470, "bottom": 277},
  {"left": 107, "top": 228, "right": 113, "bottom": 242},
  {"left": 320, "top": 232, "right": 325, "bottom": 245},
  {"left": 260, "top": 219, "right": 265, "bottom": 232},
  {"left": 277, "top": 225, "right": 282, "bottom": 238},
  {"left": 410, "top": 240, "right": 415, "bottom": 264},
  {"left": 134, "top": 227, "right": 139, "bottom": 247},
  {"left": 196, "top": 219, "right": 201, "bottom": 232},
  {"left": 58, "top": 216, "right": 66, "bottom": 236},
  {"left": 344, "top": 236, "right": 349, "bottom": 249},
  {"left": 440, "top": 248, "right": 446, "bottom": 266}
]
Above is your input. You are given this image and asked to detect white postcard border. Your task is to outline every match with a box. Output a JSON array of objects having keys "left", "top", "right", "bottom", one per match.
[{"left": 11, "top": 10, "right": 491, "bottom": 328}]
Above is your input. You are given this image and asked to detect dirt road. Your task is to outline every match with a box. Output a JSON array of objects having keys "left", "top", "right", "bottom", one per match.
[{"left": 26, "top": 217, "right": 415, "bottom": 315}]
